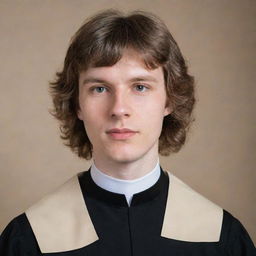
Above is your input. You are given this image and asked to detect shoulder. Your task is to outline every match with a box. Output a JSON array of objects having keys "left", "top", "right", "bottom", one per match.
[
  {"left": 162, "top": 171, "right": 255, "bottom": 254},
  {"left": 0, "top": 173, "right": 95, "bottom": 255},
  {"left": 0, "top": 214, "right": 24, "bottom": 242},
  {"left": 162, "top": 171, "right": 223, "bottom": 242},
  {"left": 220, "top": 210, "right": 256, "bottom": 255},
  {"left": 25, "top": 172, "right": 98, "bottom": 253},
  {"left": 0, "top": 213, "right": 39, "bottom": 255}
]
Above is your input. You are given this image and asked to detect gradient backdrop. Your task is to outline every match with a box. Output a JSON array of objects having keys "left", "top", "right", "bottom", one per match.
[{"left": 0, "top": 0, "right": 255, "bottom": 243}]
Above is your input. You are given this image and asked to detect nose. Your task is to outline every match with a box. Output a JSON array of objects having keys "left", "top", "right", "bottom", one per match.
[{"left": 109, "top": 91, "right": 131, "bottom": 119}]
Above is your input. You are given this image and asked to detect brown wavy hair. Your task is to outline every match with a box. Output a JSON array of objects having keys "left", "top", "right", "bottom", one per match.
[{"left": 50, "top": 10, "right": 195, "bottom": 160}]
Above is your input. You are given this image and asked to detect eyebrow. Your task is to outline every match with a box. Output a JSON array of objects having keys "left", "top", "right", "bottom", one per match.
[
  {"left": 129, "top": 76, "right": 158, "bottom": 83},
  {"left": 81, "top": 75, "right": 159, "bottom": 85},
  {"left": 81, "top": 78, "right": 107, "bottom": 85}
]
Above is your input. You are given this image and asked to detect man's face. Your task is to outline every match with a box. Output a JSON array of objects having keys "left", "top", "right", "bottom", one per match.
[{"left": 78, "top": 49, "right": 171, "bottom": 166}]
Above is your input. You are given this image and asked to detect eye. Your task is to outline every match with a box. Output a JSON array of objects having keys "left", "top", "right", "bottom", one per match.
[
  {"left": 91, "top": 86, "right": 107, "bottom": 93},
  {"left": 135, "top": 84, "right": 148, "bottom": 92}
]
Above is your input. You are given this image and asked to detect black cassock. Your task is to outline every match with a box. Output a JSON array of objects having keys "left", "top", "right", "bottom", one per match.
[{"left": 0, "top": 169, "right": 255, "bottom": 255}]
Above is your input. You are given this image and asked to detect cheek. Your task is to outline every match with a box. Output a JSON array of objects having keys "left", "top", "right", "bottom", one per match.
[
  {"left": 81, "top": 105, "right": 104, "bottom": 132},
  {"left": 140, "top": 106, "right": 166, "bottom": 134},
  {"left": 146, "top": 99, "right": 168, "bottom": 119},
  {"left": 82, "top": 117, "right": 100, "bottom": 145}
]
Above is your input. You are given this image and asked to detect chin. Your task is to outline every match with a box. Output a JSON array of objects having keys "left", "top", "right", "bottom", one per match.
[
  {"left": 105, "top": 147, "right": 150, "bottom": 164},
  {"left": 108, "top": 154, "right": 139, "bottom": 164}
]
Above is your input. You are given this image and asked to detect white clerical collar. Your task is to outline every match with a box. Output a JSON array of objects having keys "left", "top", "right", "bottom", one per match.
[{"left": 90, "top": 161, "right": 161, "bottom": 206}]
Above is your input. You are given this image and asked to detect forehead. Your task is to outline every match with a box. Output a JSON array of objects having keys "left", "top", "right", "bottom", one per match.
[{"left": 79, "top": 49, "right": 164, "bottom": 83}]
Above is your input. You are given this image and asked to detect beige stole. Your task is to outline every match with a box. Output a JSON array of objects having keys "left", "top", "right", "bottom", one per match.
[{"left": 26, "top": 171, "right": 223, "bottom": 253}]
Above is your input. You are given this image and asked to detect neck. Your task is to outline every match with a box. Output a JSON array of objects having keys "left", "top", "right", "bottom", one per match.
[{"left": 92, "top": 149, "right": 159, "bottom": 180}]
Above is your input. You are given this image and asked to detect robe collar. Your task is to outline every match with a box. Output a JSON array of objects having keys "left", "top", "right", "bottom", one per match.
[
  {"left": 79, "top": 168, "right": 166, "bottom": 207},
  {"left": 90, "top": 161, "right": 161, "bottom": 206}
]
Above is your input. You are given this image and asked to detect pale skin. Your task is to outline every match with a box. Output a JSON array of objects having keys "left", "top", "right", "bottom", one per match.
[{"left": 78, "top": 49, "right": 171, "bottom": 180}]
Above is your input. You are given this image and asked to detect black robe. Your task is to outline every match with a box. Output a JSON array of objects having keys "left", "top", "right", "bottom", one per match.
[{"left": 0, "top": 169, "right": 255, "bottom": 255}]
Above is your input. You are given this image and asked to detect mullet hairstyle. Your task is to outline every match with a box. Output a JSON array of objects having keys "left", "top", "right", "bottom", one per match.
[{"left": 50, "top": 10, "right": 195, "bottom": 160}]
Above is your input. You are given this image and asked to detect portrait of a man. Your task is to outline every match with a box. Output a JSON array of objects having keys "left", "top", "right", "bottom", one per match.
[{"left": 0, "top": 2, "right": 255, "bottom": 256}]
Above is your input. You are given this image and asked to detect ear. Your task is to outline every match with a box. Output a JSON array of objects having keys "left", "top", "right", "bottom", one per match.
[
  {"left": 164, "top": 105, "right": 172, "bottom": 117},
  {"left": 77, "top": 108, "right": 83, "bottom": 121}
]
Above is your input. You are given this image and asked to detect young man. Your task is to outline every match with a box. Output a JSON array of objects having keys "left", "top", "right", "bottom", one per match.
[{"left": 0, "top": 10, "right": 255, "bottom": 256}]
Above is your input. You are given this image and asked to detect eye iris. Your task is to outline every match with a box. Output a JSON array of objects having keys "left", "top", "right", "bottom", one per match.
[
  {"left": 137, "top": 85, "right": 144, "bottom": 91},
  {"left": 96, "top": 87, "right": 104, "bottom": 92}
]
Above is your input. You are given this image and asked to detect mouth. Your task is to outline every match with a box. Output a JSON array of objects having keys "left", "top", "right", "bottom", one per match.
[{"left": 106, "top": 128, "right": 138, "bottom": 140}]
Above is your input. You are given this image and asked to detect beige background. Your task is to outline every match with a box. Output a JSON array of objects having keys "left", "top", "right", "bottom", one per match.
[{"left": 0, "top": 0, "right": 255, "bottom": 243}]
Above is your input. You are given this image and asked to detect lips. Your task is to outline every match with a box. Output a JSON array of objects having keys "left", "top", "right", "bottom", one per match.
[{"left": 106, "top": 128, "right": 138, "bottom": 140}]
